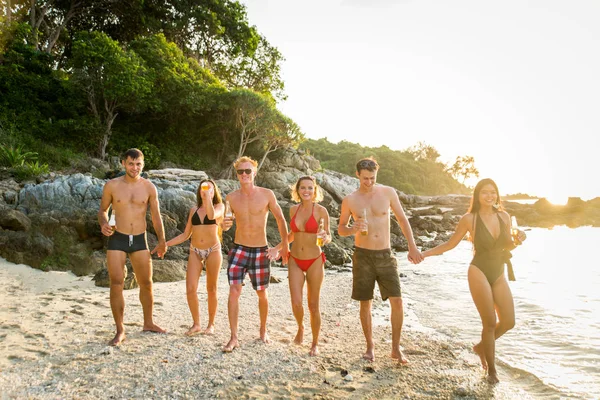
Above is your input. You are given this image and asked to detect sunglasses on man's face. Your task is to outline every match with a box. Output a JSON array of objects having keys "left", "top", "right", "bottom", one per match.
[
  {"left": 236, "top": 168, "right": 253, "bottom": 175},
  {"left": 358, "top": 160, "right": 377, "bottom": 168}
]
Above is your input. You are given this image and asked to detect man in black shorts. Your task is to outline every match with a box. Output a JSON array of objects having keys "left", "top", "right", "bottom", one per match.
[
  {"left": 338, "top": 157, "right": 423, "bottom": 363},
  {"left": 98, "top": 148, "right": 168, "bottom": 346},
  {"left": 221, "top": 156, "right": 289, "bottom": 352}
]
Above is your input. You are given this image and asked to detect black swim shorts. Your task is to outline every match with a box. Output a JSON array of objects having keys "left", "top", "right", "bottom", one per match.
[{"left": 107, "top": 231, "right": 148, "bottom": 253}]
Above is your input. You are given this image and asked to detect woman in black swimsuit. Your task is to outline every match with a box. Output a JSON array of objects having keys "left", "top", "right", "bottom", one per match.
[
  {"left": 166, "top": 179, "right": 224, "bottom": 336},
  {"left": 422, "top": 178, "right": 526, "bottom": 384}
]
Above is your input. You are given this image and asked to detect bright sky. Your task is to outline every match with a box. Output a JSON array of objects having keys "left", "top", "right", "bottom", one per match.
[{"left": 240, "top": 0, "right": 600, "bottom": 202}]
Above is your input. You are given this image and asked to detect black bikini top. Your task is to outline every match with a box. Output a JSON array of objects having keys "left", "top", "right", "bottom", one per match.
[{"left": 191, "top": 207, "right": 217, "bottom": 226}]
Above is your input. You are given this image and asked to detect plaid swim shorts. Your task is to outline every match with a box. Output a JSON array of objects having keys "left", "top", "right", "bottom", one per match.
[{"left": 227, "top": 243, "right": 271, "bottom": 291}]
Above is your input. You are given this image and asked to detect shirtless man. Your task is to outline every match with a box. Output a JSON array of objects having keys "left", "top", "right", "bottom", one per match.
[
  {"left": 221, "top": 156, "right": 290, "bottom": 352},
  {"left": 98, "top": 148, "right": 167, "bottom": 346},
  {"left": 338, "top": 157, "right": 423, "bottom": 363}
]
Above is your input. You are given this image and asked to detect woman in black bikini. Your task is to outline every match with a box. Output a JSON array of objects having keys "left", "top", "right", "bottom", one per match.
[
  {"left": 166, "top": 179, "right": 224, "bottom": 336},
  {"left": 270, "top": 176, "right": 331, "bottom": 356},
  {"left": 422, "top": 178, "right": 526, "bottom": 384}
]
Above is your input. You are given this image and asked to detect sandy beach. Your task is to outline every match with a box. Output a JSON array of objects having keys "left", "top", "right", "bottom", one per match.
[{"left": 0, "top": 257, "right": 533, "bottom": 399}]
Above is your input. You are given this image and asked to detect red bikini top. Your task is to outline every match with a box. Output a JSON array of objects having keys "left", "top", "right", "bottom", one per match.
[{"left": 290, "top": 204, "right": 319, "bottom": 233}]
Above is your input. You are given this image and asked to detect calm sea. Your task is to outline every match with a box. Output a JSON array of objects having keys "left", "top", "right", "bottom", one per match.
[{"left": 396, "top": 226, "right": 600, "bottom": 399}]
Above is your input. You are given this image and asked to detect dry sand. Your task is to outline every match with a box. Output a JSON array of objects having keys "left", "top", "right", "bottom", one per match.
[{"left": 0, "top": 257, "right": 533, "bottom": 399}]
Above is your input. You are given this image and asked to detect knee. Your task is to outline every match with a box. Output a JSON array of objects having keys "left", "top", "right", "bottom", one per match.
[
  {"left": 186, "top": 283, "right": 198, "bottom": 296},
  {"left": 109, "top": 278, "right": 124, "bottom": 289},
  {"left": 308, "top": 300, "right": 320, "bottom": 315},
  {"left": 256, "top": 289, "right": 268, "bottom": 300},
  {"left": 229, "top": 285, "right": 242, "bottom": 299},
  {"left": 291, "top": 300, "right": 303, "bottom": 311},
  {"left": 388, "top": 297, "right": 403, "bottom": 309},
  {"left": 137, "top": 277, "right": 152, "bottom": 291},
  {"left": 206, "top": 284, "right": 217, "bottom": 295},
  {"left": 482, "top": 318, "right": 497, "bottom": 333},
  {"left": 501, "top": 317, "right": 515, "bottom": 331}
]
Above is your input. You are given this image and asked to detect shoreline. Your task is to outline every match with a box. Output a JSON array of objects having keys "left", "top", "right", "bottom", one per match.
[{"left": 0, "top": 258, "right": 534, "bottom": 399}]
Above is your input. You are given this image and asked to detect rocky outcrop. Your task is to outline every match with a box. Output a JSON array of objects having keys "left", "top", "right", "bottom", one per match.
[{"left": 1, "top": 150, "right": 599, "bottom": 289}]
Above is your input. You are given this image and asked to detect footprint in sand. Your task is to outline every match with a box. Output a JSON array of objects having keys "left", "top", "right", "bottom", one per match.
[
  {"left": 70, "top": 309, "right": 84, "bottom": 316},
  {"left": 40, "top": 302, "right": 50, "bottom": 307}
]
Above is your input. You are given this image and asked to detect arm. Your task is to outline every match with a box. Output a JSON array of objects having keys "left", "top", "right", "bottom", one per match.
[
  {"left": 166, "top": 208, "right": 194, "bottom": 247},
  {"left": 267, "top": 190, "right": 290, "bottom": 265},
  {"left": 337, "top": 196, "right": 359, "bottom": 237},
  {"left": 98, "top": 181, "right": 114, "bottom": 237},
  {"left": 201, "top": 189, "right": 224, "bottom": 221},
  {"left": 422, "top": 214, "right": 471, "bottom": 258},
  {"left": 389, "top": 187, "right": 423, "bottom": 263},
  {"left": 270, "top": 205, "right": 296, "bottom": 252},
  {"left": 148, "top": 182, "right": 167, "bottom": 258}
]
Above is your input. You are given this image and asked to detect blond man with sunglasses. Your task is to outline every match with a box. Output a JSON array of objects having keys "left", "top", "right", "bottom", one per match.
[
  {"left": 338, "top": 157, "right": 423, "bottom": 363},
  {"left": 221, "top": 156, "right": 290, "bottom": 352}
]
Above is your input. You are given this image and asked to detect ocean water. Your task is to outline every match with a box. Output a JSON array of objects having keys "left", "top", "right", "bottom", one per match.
[{"left": 398, "top": 226, "right": 600, "bottom": 399}]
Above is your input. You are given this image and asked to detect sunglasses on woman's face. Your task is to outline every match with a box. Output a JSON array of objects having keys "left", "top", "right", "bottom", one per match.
[{"left": 236, "top": 168, "right": 253, "bottom": 175}]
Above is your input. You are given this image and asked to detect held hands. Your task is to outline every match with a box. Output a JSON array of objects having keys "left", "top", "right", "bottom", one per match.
[
  {"left": 151, "top": 241, "right": 168, "bottom": 259},
  {"left": 407, "top": 247, "right": 424, "bottom": 264},
  {"left": 267, "top": 247, "right": 281, "bottom": 261}
]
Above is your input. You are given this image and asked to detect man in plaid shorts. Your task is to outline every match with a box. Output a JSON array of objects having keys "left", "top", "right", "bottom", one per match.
[{"left": 221, "top": 156, "right": 290, "bottom": 352}]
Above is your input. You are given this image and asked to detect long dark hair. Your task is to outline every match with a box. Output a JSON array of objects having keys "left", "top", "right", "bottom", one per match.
[
  {"left": 196, "top": 179, "right": 223, "bottom": 208},
  {"left": 467, "top": 178, "right": 503, "bottom": 214}
]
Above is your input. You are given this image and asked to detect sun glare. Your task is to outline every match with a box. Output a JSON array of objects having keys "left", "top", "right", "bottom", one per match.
[{"left": 546, "top": 195, "right": 569, "bottom": 206}]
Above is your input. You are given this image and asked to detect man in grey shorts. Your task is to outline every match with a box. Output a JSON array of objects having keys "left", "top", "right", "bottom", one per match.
[{"left": 338, "top": 157, "right": 423, "bottom": 363}]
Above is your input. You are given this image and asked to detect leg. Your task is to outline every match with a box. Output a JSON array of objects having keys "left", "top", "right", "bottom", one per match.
[
  {"left": 223, "top": 283, "right": 242, "bottom": 352},
  {"left": 305, "top": 259, "right": 324, "bottom": 356},
  {"left": 256, "top": 289, "right": 271, "bottom": 343},
  {"left": 106, "top": 250, "right": 127, "bottom": 346},
  {"left": 389, "top": 296, "right": 408, "bottom": 364},
  {"left": 288, "top": 260, "right": 306, "bottom": 345},
  {"left": 129, "top": 250, "right": 166, "bottom": 334},
  {"left": 468, "top": 265, "right": 498, "bottom": 383},
  {"left": 204, "top": 250, "right": 222, "bottom": 334},
  {"left": 360, "top": 300, "right": 375, "bottom": 361},
  {"left": 492, "top": 277, "right": 515, "bottom": 340},
  {"left": 184, "top": 251, "right": 203, "bottom": 336}
]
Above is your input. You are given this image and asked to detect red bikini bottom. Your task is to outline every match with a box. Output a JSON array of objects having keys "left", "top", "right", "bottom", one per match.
[{"left": 290, "top": 252, "right": 326, "bottom": 272}]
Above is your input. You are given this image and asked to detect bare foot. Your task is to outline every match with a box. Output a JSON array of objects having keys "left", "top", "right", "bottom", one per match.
[
  {"left": 203, "top": 325, "right": 215, "bottom": 335},
  {"left": 309, "top": 344, "right": 320, "bottom": 357},
  {"left": 363, "top": 347, "right": 375, "bottom": 362},
  {"left": 143, "top": 323, "right": 167, "bottom": 334},
  {"left": 184, "top": 324, "right": 202, "bottom": 336},
  {"left": 260, "top": 332, "right": 271, "bottom": 344},
  {"left": 486, "top": 371, "right": 500, "bottom": 384},
  {"left": 108, "top": 331, "right": 126, "bottom": 346},
  {"left": 293, "top": 326, "right": 304, "bottom": 345},
  {"left": 222, "top": 338, "right": 239, "bottom": 353},
  {"left": 391, "top": 349, "right": 409, "bottom": 365},
  {"left": 473, "top": 342, "right": 488, "bottom": 370}
]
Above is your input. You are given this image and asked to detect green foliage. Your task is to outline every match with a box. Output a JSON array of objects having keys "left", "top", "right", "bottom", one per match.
[
  {"left": 12, "top": 160, "right": 50, "bottom": 181},
  {"left": 300, "top": 138, "right": 471, "bottom": 196},
  {"left": 0, "top": 144, "right": 38, "bottom": 167},
  {"left": 446, "top": 155, "right": 479, "bottom": 184}
]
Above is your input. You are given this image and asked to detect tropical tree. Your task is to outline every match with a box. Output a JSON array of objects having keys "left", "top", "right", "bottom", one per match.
[
  {"left": 69, "top": 31, "right": 151, "bottom": 159},
  {"left": 407, "top": 141, "right": 441, "bottom": 162},
  {"left": 446, "top": 155, "right": 479, "bottom": 184},
  {"left": 257, "top": 111, "right": 304, "bottom": 170}
]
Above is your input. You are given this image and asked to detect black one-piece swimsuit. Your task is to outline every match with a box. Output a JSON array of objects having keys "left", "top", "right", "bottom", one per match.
[{"left": 471, "top": 213, "right": 513, "bottom": 285}]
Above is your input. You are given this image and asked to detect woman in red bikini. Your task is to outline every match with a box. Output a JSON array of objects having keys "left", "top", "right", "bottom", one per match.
[{"left": 271, "top": 176, "right": 331, "bottom": 356}]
